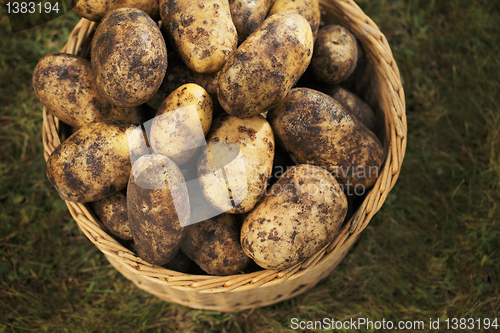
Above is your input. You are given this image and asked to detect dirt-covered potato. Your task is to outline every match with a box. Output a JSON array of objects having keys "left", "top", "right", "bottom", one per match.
[
  {"left": 197, "top": 114, "right": 274, "bottom": 214},
  {"left": 217, "top": 12, "right": 313, "bottom": 118},
  {"left": 229, "top": 0, "right": 275, "bottom": 43},
  {"left": 321, "top": 85, "right": 378, "bottom": 133},
  {"left": 267, "top": 88, "right": 384, "bottom": 189},
  {"left": 268, "top": 0, "right": 320, "bottom": 40},
  {"left": 46, "top": 120, "right": 136, "bottom": 203},
  {"left": 181, "top": 213, "right": 250, "bottom": 275},
  {"left": 160, "top": 0, "right": 237, "bottom": 73},
  {"left": 311, "top": 24, "right": 358, "bottom": 84},
  {"left": 33, "top": 53, "right": 148, "bottom": 128},
  {"left": 146, "top": 53, "right": 219, "bottom": 110},
  {"left": 241, "top": 164, "right": 347, "bottom": 270},
  {"left": 91, "top": 8, "right": 168, "bottom": 107},
  {"left": 90, "top": 190, "right": 132, "bottom": 240},
  {"left": 149, "top": 84, "right": 213, "bottom": 165},
  {"left": 127, "top": 154, "right": 190, "bottom": 266},
  {"left": 72, "top": 0, "right": 160, "bottom": 22}
]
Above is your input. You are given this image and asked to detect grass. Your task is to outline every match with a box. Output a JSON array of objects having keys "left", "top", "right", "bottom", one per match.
[{"left": 1, "top": 0, "right": 499, "bottom": 332}]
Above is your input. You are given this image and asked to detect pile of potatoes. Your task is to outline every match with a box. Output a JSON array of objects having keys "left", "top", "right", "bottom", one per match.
[{"left": 34, "top": 0, "right": 384, "bottom": 275}]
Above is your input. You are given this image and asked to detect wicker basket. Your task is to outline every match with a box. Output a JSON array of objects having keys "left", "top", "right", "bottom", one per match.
[{"left": 42, "top": 0, "right": 406, "bottom": 312}]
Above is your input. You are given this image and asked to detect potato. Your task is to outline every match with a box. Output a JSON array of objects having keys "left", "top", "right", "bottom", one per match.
[
  {"left": 90, "top": 190, "right": 132, "bottom": 240},
  {"left": 268, "top": 0, "right": 320, "bottom": 40},
  {"left": 149, "top": 84, "right": 213, "bottom": 165},
  {"left": 91, "top": 8, "right": 168, "bottom": 107},
  {"left": 217, "top": 12, "right": 313, "bottom": 118},
  {"left": 229, "top": 0, "right": 275, "bottom": 43},
  {"left": 127, "top": 124, "right": 154, "bottom": 166},
  {"left": 197, "top": 114, "right": 274, "bottom": 214},
  {"left": 180, "top": 155, "right": 231, "bottom": 223},
  {"left": 311, "top": 25, "right": 358, "bottom": 84},
  {"left": 46, "top": 120, "right": 136, "bottom": 203},
  {"left": 127, "top": 154, "right": 190, "bottom": 265},
  {"left": 33, "top": 53, "right": 148, "bottom": 128},
  {"left": 322, "top": 85, "right": 378, "bottom": 133},
  {"left": 72, "top": 0, "right": 160, "bottom": 22},
  {"left": 241, "top": 164, "right": 347, "bottom": 270},
  {"left": 146, "top": 53, "right": 219, "bottom": 110},
  {"left": 267, "top": 88, "right": 384, "bottom": 189},
  {"left": 160, "top": 0, "right": 237, "bottom": 73},
  {"left": 181, "top": 213, "right": 250, "bottom": 275},
  {"left": 296, "top": 63, "right": 378, "bottom": 133}
]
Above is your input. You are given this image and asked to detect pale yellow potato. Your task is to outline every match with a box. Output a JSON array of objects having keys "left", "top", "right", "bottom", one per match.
[
  {"left": 127, "top": 154, "right": 190, "bottom": 266},
  {"left": 181, "top": 213, "right": 250, "bottom": 275},
  {"left": 267, "top": 88, "right": 384, "bottom": 189},
  {"left": 160, "top": 0, "right": 237, "bottom": 73},
  {"left": 268, "top": 0, "right": 320, "bottom": 40},
  {"left": 127, "top": 124, "right": 153, "bottom": 166},
  {"left": 46, "top": 120, "right": 136, "bottom": 203},
  {"left": 312, "top": 24, "right": 358, "bottom": 84},
  {"left": 229, "top": 0, "right": 275, "bottom": 43},
  {"left": 91, "top": 8, "right": 168, "bottom": 107},
  {"left": 33, "top": 53, "right": 149, "bottom": 128},
  {"left": 217, "top": 12, "right": 313, "bottom": 118},
  {"left": 241, "top": 164, "right": 347, "bottom": 270},
  {"left": 197, "top": 114, "right": 275, "bottom": 214},
  {"left": 146, "top": 52, "right": 219, "bottom": 110},
  {"left": 72, "top": 0, "right": 160, "bottom": 22},
  {"left": 149, "top": 84, "right": 213, "bottom": 165}
]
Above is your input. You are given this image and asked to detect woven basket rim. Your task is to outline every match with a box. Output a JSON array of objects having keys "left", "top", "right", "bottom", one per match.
[{"left": 41, "top": 0, "right": 407, "bottom": 307}]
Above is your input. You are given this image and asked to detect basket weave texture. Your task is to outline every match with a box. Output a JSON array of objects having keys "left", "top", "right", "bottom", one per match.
[{"left": 42, "top": 0, "right": 407, "bottom": 312}]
